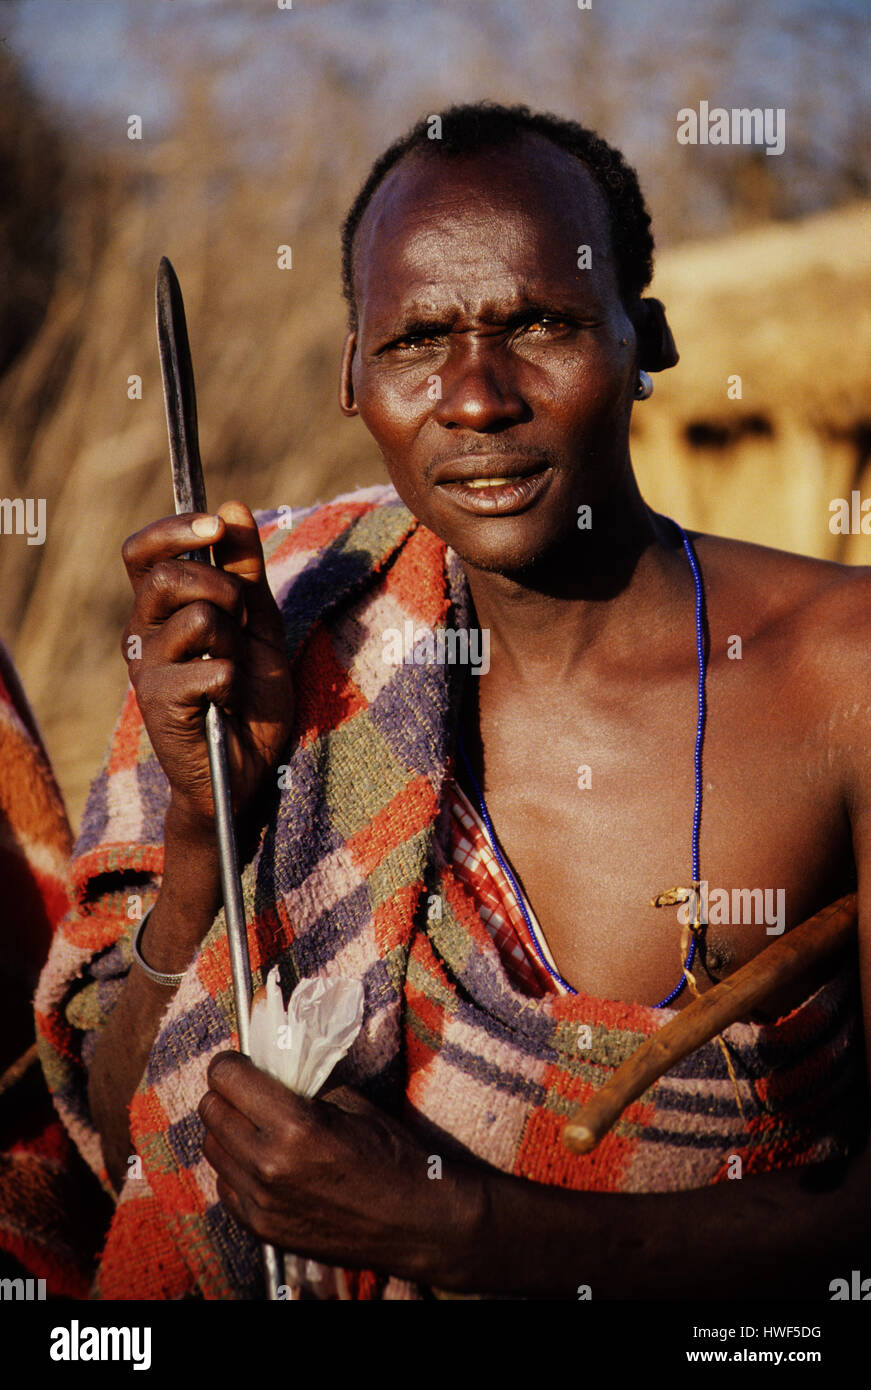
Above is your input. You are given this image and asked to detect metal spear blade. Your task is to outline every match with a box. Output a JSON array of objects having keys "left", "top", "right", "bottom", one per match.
[{"left": 156, "top": 256, "right": 207, "bottom": 518}]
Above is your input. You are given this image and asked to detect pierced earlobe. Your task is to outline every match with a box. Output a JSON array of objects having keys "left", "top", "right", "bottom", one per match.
[{"left": 634, "top": 370, "right": 653, "bottom": 401}]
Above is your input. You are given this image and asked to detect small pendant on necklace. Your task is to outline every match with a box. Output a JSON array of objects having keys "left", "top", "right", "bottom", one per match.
[{"left": 650, "top": 883, "right": 700, "bottom": 912}]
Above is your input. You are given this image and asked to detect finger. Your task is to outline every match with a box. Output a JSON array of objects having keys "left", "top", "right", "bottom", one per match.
[
  {"left": 203, "top": 1132, "right": 275, "bottom": 1229},
  {"left": 139, "top": 601, "right": 242, "bottom": 667},
  {"left": 199, "top": 1088, "right": 264, "bottom": 1170},
  {"left": 212, "top": 502, "right": 265, "bottom": 585},
  {"left": 128, "top": 559, "right": 246, "bottom": 635},
  {"left": 122, "top": 513, "right": 226, "bottom": 588},
  {"left": 134, "top": 654, "right": 238, "bottom": 720},
  {"left": 206, "top": 1052, "right": 313, "bottom": 1131}
]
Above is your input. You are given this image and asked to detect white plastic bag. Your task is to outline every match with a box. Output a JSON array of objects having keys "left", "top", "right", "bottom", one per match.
[{"left": 248, "top": 969, "right": 365, "bottom": 1300}]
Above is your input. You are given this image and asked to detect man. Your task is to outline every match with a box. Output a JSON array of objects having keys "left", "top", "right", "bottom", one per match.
[{"left": 38, "top": 103, "right": 869, "bottom": 1299}]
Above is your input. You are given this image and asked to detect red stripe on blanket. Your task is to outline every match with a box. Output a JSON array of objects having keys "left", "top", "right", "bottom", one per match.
[
  {"left": 107, "top": 687, "right": 148, "bottom": 775},
  {"left": 35, "top": 1005, "right": 82, "bottom": 1063},
  {"left": 281, "top": 499, "right": 379, "bottom": 555},
  {"left": 71, "top": 845, "right": 164, "bottom": 903},
  {"left": 373, "top": 881, "right": 423, "bottom": 957},
  {"left": 516, "top": 1088, "right": 640, "bottom": 1192},
  {"left": 349, "top": 775, "right": 439, "bottom": 877},
  {"left": 97, "top": 1194, "right": 193, "bottom": 1300},
  {"left": 383, "top": 524, "right": 452, "bottom": 625},
  {"left": 293, "top": 625, "right": 368, "bottom": 745}
]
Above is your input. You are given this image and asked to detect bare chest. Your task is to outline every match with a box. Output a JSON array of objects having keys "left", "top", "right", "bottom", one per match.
[{"left": 458, "top": 657, "right": 853, "bottom": 1015}]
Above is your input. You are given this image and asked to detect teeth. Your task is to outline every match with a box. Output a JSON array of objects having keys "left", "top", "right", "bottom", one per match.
[{"left": 464, "top": 477, "right": 512, "bottom": 488}]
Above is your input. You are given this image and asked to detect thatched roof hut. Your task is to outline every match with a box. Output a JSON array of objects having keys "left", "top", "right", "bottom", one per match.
[{"left": 634, "top": 202, "right": 871, "bottom": 563}]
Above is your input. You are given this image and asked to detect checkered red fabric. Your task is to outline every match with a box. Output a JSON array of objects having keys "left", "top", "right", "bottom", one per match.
[{"left": 447, "top": 779, "right": 560, "bottom": 998}]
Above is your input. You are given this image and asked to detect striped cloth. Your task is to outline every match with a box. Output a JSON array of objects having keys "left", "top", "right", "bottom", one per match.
[
  {"left": 35, "top": 485, "right": 868, "bottom": 1300},
  {"left": 0, "top": 638, "right": 111, "bottom": 1295}
]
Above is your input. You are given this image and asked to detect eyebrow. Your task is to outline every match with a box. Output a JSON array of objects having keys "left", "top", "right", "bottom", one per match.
[{"left": 377, "top": 295, "right": 594, "bottom": 340}]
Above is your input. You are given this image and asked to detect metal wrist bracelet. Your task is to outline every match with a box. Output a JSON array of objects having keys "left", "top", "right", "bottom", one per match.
[{"left": 131, "top": 906, "right": 186, "bottom": 988}]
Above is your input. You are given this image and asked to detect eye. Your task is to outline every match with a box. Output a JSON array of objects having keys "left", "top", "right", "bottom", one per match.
[
  {"left": 385, "top": 330, "right": 443, "bottom": 353},
  {"left": 396, "top": 334, "right": 435, "bottom": 348},
  {"left": 522, "top": 315, "right": 569, "bottom": 334}
]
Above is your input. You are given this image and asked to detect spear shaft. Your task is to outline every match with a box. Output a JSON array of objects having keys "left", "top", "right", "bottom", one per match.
[{"left": 155, "top": 256, "right": 282, "bottom": 1300}]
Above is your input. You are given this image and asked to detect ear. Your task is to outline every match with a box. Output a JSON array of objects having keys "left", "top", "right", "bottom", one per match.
[
  {"left": 629, "top": 298, "right": 679, "bottom": 372},
  {"left": 339, "top": 332, "right": 358, "bottom": 416}
]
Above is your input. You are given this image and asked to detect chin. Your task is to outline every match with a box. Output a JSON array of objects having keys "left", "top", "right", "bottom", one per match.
[{"left": 434, "top": 515, "right": 566, "bottom": 580}]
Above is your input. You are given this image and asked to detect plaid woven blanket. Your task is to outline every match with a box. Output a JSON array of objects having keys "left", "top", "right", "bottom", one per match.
[
  {"left": 35, "top": 485, "right": 867, "bottom": 1299},
  {"left": 0, "top": 638, "right": 112, "bottom": 1295}
]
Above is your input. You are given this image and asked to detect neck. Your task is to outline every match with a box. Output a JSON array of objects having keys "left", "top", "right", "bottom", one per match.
[{"left": 458, "top": 482, "right": 690, "bottom": 685}]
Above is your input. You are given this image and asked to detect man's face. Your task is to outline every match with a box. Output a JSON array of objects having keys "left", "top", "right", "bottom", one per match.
[{"left": 347, "top": 134, "right": 639, "bottom": 574}]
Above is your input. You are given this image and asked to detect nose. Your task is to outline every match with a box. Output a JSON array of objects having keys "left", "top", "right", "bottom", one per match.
[{"left": 432, "top": 340, "right": 530, "bottom": 432}]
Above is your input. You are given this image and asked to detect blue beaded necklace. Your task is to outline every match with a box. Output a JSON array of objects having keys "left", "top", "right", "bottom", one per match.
[{"left": 455, "top": 515, "right": 707, "bottom": 1009}]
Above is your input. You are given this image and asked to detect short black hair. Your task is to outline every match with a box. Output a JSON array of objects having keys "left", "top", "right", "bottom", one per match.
[{"left": 340, "top": 101, "right": 655, "bottom": 331}]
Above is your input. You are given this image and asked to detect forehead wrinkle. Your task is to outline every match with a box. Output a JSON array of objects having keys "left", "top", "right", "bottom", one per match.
[{"left": 353, "top": 138, "right": 616, "bottom": 291}]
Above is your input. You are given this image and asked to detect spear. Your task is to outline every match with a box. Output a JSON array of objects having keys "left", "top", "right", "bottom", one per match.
[{"left": 155, "top": 256, "right": 282, "bottom": 1301}]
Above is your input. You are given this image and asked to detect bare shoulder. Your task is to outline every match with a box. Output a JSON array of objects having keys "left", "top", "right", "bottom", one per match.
[
  {"left": 692, "top": 530, "right": 871, "bottom": 686},
  {"left": 694, "top": 531, "right": 871, "bottom": 626}
]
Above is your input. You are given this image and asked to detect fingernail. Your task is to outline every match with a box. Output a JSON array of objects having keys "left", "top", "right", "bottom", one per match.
[{"left": 191, "top": 516, "right": 220, "bottom": 539}]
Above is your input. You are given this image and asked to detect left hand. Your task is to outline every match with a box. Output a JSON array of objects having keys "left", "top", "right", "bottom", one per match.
[{"left": 198, "top": 1053, "right": 480, "bottom": 1286}]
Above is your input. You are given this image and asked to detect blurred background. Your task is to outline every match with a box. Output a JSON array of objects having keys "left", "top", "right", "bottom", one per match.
[{"left": 0, "top": 0, "right": 869, "bottom": 825}]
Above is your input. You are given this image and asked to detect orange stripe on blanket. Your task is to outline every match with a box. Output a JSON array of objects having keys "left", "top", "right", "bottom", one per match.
[
  {"left": 285, "top": 499, "right": 378, "bottom": 555},
  {"left": 197, "top": 930, "right": 233, "bottom": 999},
  {"left": 293, "top": 625, "right": 368, "bottom": 745},
  {"left": 551, "top": 988, "right": 665, "bottom": 1038},
  {"left": 129, "top": 1090, "right": 171, "bottom": 1138},
  {"left": 107, "top": 687, "right": 148, "bottom": 775},
  {"left": 98, "top": 1195, "right": 193, "bottom": 1300},
  {"left": 372, "top": 882, "right": 422, "bottom": 957},
  {"left": 516, "top": 1077, "right": 641, "bottom": 1192},
  {"left": 148, "top": 1169, "right": 208, "bottom": 1221},
  {"left": 349, "top": 775, "right": 438, "bottom": 878},
  {"left": 404, "top": 987, "right": 448, "bottom": 1085},
  {"left": 382, "top": 524, "right": 451, "bottom": 625},
  {"left": 70, "top": 844, "right": 164, "bottom": 902},
  {"left": 53, "top": 907, "right": 136, "bottom": 956}
]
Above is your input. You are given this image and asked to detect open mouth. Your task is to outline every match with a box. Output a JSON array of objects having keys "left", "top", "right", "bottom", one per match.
[{"left": 435, "top": 466, "right": 553, "bottom": 515}]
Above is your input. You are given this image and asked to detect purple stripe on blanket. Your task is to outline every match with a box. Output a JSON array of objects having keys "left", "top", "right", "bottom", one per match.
[
  {"left": 136, "top": 758, "right": 170, "bottom": 841},
  {"left": 451, "top": 968, "right": 567, "bottom": 1052},
  {"left": 281, "top": 882, "right": 375, "bottom": 977},
  {"left": 632, "top": 1124, "right": 750, "bottom": 1150},
  {"left": 144, "top": 995, "right": 233, "bottom": 1087},
  {"left": 369, "top": 663, "right": 453, "bottom": 778},
  {"left": 277, "top": 510, "right": 415, "bottom": 664},
  {"left": 165, "top": 1113, "right": 208, "bottom": 1171},
  {"left": 433, "top": 1040, "right": 549, "bottom": 1106},
  {"left": 264, "top": 742, "right": 346, "bottom": 888},
  {"left": 74, "top": 768, "right": 110, "bottom": 856},
  {"left": 202, "top": 1202, "right": 261, "bottom": 1299}
]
